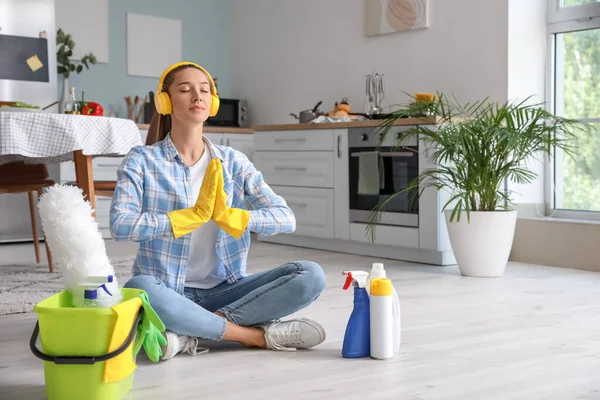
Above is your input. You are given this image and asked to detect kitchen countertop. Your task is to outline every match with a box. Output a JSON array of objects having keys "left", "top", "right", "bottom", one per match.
[
  {"left": 136, "top": 123, "right": 253, "bottom": 134},
  {"left": 252, "top": 116, "right": 441, "bottom": 131}
]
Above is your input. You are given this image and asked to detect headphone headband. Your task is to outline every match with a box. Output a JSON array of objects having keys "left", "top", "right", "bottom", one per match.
[
  {"left": 154, "top": 61, "right": 220, "bottom": 117},
  {"left": 156, "top": 62, "right": 218, "bottom": 96}
]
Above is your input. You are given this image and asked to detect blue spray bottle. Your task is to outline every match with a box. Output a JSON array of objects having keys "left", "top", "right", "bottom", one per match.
[{"left": 341, "top": 270, "right": 370, "bottom": 358}]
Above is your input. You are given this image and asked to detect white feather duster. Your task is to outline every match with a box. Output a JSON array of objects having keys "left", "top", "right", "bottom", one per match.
[{"left": 37, "top": 184, "right": 122, "bottom": 308}]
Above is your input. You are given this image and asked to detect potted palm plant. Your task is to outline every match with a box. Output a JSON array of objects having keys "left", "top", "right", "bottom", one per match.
[{"left": 367, "top": 93, "right": 583, "bottom": 277}]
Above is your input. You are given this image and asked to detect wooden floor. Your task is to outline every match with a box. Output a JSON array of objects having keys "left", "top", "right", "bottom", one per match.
[{"left": 1, "top": 239, "right": 599, "bottom": 399}]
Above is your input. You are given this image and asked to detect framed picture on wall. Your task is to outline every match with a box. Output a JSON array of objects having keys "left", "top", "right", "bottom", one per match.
[{"left": 364, "top": 0, "right": 430, "bottom": 37}]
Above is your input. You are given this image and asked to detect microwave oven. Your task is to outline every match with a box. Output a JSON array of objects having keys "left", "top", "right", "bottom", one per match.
[{"left": 206, "top": 98, "right": 250, "bottom": 128}]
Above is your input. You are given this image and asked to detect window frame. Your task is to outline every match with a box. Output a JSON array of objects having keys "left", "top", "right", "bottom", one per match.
[
  {"left": 547, "top": 0, "right": 600, "bottom": 27},
  {"left": 545, "top": 0, "right": 600, "bottom": 221}
]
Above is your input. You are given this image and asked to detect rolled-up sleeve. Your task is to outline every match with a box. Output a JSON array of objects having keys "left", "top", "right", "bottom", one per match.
[{"left": 109, "top": 147, "right": 173, "bottom": 242}]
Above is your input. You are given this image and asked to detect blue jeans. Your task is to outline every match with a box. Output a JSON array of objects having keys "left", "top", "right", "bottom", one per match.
[{"left": 124, "top": 260, "right": 327, "bottom": 341}]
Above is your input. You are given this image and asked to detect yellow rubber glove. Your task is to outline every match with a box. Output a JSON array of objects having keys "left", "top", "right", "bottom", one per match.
[
  {"left": 167, "top": 158, "right": 220, "bottom": 238},
  {"left": 212, "top": 159, "right": 250, "bottom": 239}
]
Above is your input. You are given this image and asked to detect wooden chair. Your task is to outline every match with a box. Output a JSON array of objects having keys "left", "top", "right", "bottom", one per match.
[
  {"left": 144, "top": 112, "right": 161, "bottom": 146},
  {"left": 0, "top": 162, "right": 54, "bottom": 272}
]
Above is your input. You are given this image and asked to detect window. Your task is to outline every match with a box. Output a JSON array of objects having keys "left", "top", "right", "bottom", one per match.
[
  {"left": 548, "top": 0, "right": 600, "bottom": 25},
  {"left": 547, "top": 0, "right": 600, "bottom": 220}
]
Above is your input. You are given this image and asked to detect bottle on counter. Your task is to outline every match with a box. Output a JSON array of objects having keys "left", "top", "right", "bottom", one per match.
[{"left": 64, "top": 87, "right": 81, "bottom": 114}]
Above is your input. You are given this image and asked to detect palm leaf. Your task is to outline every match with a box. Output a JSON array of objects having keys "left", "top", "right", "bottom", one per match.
[{"left": 365, "top": 92, "right": 584, "bottom": 242}]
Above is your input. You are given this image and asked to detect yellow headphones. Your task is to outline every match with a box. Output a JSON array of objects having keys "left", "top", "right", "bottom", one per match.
[{"left": 154, "top": 61, "right": 220, "bottom": 117}]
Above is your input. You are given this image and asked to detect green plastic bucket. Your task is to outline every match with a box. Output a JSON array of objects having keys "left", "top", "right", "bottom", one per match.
[{"left": 30, "top": 288, "right": 145, "bottom": 400}]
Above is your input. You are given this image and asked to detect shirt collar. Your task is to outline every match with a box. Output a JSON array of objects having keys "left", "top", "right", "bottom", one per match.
[{"left": 161, "top": 132, "right": 224, "bottom": 162}]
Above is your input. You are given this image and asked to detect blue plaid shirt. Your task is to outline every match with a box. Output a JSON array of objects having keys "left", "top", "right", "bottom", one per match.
[{"left": 109, "top": 134, "right": 296, "bottom": 294}]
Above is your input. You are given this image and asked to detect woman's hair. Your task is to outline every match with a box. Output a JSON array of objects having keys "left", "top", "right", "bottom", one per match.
[{"left": 151, "top": 63, "right": 209, "bottom": 143}]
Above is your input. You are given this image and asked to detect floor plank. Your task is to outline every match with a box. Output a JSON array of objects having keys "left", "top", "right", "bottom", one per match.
[{"left": 1, "top": 239, "right": 599, "bottom": 399}]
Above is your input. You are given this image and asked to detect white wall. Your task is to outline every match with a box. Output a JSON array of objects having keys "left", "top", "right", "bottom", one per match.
[
  {"left": 506, "top": 0, "right": 548, "bottom": 208},
  {"left": 229, "top": 0, "right": 510, "bottom": 125},
  {"left": 510, "top": 218, "right": 600, "bottom": 272}
]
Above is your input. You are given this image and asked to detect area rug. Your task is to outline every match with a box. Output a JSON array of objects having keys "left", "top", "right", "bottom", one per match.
[{"left": 0, "top": 258, "right": 134, "bottom": 316}]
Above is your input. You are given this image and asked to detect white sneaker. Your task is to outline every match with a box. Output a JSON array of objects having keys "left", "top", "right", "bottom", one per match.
[
  {"left": 161, "top": 331, "right": 209, "bottom": 361},
  {"left": 260, "top": 318, "right": 326, "bottom": 351}
]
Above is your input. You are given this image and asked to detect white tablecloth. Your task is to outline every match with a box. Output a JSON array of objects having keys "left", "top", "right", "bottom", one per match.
[{"left": 0, "top": 111, "right": 143, "bottom": 165}]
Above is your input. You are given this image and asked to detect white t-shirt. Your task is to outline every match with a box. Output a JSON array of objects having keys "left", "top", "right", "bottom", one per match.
[{"left": 184, "top": 150, "right": 226, "bottom": 289}]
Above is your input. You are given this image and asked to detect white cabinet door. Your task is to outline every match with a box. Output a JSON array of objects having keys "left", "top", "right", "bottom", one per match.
[
  {"left": 139, "top": 129, "right": 149, "bottom": 145},
  {"left": 204, "top": 133, "right": 223, "bottom": 145},
  {"left": 333, "top": 130, "right": 350, "bottom": 240},
  {"left": 271, "top": 185, "right": 335, "bottom": 239},
  {"left": 223, "top": 134, "right": 254, "bottom": 162},
  {"left": 59, "top": 157, "right": 124, "bottom": 183},
  {"left": 254, "top": 130, "right": 335, "bottom": 151},
  {"left": 254, "top": 151, "right": 334, "bottom": 188}
]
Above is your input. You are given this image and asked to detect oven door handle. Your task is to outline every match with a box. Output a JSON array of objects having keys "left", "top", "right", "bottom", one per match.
[
  {"left": 350, "top": 152, "right": 414, "bottom": 157},
  {"left": 380, "top": 152, "right": 414, "bottom": 157}
]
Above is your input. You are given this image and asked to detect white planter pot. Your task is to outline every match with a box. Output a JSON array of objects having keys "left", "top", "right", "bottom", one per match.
[{"left": 444, "top": 210, "right": 517, "bottom": 277}]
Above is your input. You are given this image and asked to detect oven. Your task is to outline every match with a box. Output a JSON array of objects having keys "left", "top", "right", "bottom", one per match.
[{"left": 348, "top": 126, "right": 419, "bottom": 227}]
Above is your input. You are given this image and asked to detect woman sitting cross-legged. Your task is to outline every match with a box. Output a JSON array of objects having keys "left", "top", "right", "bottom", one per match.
[{"left": 110, "top": 62, "right": 327, "bottom": 361}]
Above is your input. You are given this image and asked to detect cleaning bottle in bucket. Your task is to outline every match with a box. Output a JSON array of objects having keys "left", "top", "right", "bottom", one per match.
[
  {"left": 341, "top": 270, "right": 370, "bottom": 358},
  {"left": 83, "top": 288, "right": 99, "bottom": 308},
  {"left": 369, "top": 262, "right": 401, "bottom": 353},
  {"left": 71, "top": 276, "right": 115, "bottom": 308},
  {"left": 370, "top": 277, "right": 394, "bottom": 359}
]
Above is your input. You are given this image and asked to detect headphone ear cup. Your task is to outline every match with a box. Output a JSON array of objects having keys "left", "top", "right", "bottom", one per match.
[
  {"left": 209, "top": 95, "right": 220, "bottom": 117},
  {"left": 154, "top": 92, "right": 172, "bottom": 115}
]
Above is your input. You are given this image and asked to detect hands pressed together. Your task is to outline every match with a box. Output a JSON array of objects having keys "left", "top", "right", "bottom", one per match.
[{"left": 167, "top": 158, "right": 250, "bottom": 239}]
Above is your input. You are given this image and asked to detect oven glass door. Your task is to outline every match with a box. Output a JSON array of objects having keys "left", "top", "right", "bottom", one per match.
[{"left": 349, "top": 145, "right": 419, "bottom": 227}]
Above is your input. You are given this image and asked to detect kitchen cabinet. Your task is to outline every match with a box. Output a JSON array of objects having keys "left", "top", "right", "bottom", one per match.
[
  {"left": 205, "top": 133, "right": 254, "bottom": 162},
  {"left": 254, "top": 129, "right": 335, "bottom": 151},
  {"left": 253, "top": 129, "right": 343, "bottom": 240},
  {"left": 252, "top": 122, "right": 456, "bottom": 266},
  {"left": 270, "top": 186, "right": 335, "bottom": 239},
  {"left": 224, "top": 134, "right": 254, "bottom": 162},
  {"left": 255, "top": 152, "right": 334, "bottom": 188}
]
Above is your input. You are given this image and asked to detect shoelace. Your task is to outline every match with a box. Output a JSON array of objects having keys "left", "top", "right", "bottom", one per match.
[
  {"left": 265, "top": 323, "right": 303, "bottom": 352},
  {"left": 180, "top": 336, "right": 209, "bottom": 356}
]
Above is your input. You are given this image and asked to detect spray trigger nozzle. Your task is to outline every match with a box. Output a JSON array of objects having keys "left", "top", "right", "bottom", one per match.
[
  {"left": 99, "top": 283, "right": 113, "bottom": 296},
  {"left": 342, "top": 270, "right": 369, "bottom": 289},
  {"left": 342, "top": 271, "right": 354, "bottom": 290}
]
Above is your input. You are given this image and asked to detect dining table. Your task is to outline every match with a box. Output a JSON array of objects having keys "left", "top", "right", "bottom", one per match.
[{"left": 0, "top": 110, "right": 143, "bottom": 214}]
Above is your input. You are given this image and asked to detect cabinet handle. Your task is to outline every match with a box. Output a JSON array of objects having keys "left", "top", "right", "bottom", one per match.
[
  {"left": 287, "top": 202, "right": 308, "bottom": 208},
  {"left": 274, "top": 138, "right": 306, "bottom": 143},
  {"left": 337, "top": 135, "right": 342, "bottom": 158},
  {"left": 226, "top": 138, "right": 230, "bottom": 146},
  {"left": 274, "top": 166, "right": 307, "bottom": 172},
  {"left": 96, "top": 163, "right": 118, "bottom": 167}
]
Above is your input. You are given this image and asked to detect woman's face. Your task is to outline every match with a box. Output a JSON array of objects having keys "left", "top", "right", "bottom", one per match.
[{"left": 167, "top": 67, "right": 213, "bottom": 124}]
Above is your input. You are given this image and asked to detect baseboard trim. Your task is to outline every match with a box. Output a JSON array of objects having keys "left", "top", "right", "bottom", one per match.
[{"left": 257, "top": 234, "right": 456, "bottom": 266}]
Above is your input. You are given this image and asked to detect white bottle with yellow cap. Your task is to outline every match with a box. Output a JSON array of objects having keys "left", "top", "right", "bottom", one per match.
[
  {"left": 368, "top": 263, "right": 401, "bottom": 353},
  {"left": 369, "top": 277, "right": 394, "bottom": 359}
]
